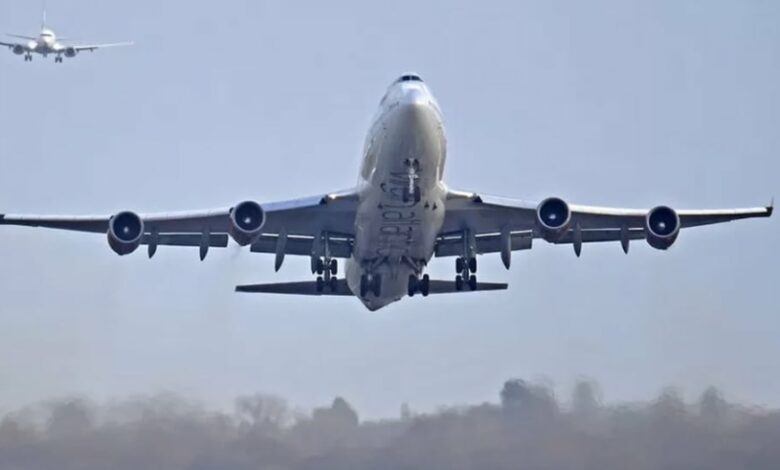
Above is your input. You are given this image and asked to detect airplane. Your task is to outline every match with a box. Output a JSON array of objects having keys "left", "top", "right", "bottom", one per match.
[
  {"left": 0, "top": 73, "right": 773, "bottom": 311},
  {"left": 0, "top": 10, "right": 132, "bottom": 62}
]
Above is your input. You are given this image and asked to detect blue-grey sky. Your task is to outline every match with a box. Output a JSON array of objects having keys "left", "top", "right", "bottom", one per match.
[{"left": 0, "top": 0, "right": 777, "bottom": 418}]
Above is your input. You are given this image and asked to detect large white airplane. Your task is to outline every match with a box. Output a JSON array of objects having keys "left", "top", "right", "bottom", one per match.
[
  {"left": 0, "top": 10, "right": 132, "bottom": 62},
  {"left": 0, "top": 74, "right": 773, "bottom": 310}
]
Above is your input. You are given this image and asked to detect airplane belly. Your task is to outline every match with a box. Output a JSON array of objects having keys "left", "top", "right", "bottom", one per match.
[{"left": 347, "top": 100, "right": 447, "bottom": 310}]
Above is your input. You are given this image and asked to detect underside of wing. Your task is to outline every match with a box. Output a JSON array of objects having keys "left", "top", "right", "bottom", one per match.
[
  {"left": 72, "top": 41, "right": 134, "bottom": 52},
  {"left": 440, "top": 189, "right": 772, "bottom": 258},
  {"left": 0, "top": 189, "right": 360, "bottom": 262}
]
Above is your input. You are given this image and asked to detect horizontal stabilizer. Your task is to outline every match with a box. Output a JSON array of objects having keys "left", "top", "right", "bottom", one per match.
[
  {"left": 236, "top": 279, "right": 508, "bottom": 297},
  {"left": 236, "top": 279, "right": 353, "bottom": 296},
  {"left": 427, "top": 279, "right": 508, "bottom": 294}
]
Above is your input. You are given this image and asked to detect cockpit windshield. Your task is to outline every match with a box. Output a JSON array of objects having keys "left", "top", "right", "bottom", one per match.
[{"left": 395, "top": 74, "right": 423, "bottom": 84}]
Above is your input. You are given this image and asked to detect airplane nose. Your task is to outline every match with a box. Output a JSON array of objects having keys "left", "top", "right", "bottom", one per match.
[{"left": 399, "top": 86, "right": 430, "bottom": 107}]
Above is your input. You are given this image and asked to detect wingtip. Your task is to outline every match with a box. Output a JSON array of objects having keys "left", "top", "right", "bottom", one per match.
[{"left": 768, "top": 197, "right": 774, "bottom": 217}]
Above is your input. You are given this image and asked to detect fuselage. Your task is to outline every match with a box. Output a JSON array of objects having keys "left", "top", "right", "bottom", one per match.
[
  {"left": 345, "top": 75, "right": 448, "bottom": 310},
  {"left": 26, "top": 29, "right": 63, "bottom": 55}
]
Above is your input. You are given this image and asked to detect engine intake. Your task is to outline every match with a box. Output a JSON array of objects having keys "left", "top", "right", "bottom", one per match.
[
  {"left": 536, "top": 197, "right": 572, "bottom": 241},
  {"left": 64, "top": 47, "right": 77, "bottom": 58},
  {"left": 229, "top": 201, "right": 265, "bottom": 246},
  {"left": 107, "top": 211, "right": 144, "bottom": 256},
  {"left": 645, "top": 205, "right": 680, "bottom": 250},
  {"left": 12, "top": 45, "right": 24, "bottom": 55}
]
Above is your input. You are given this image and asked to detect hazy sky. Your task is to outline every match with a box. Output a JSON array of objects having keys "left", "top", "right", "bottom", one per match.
[{"left": 0, "top": 0, "right": 777, "bottom": 418}]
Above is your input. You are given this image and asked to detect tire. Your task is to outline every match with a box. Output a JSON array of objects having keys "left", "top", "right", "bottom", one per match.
[
  {"left": 315, "top": 259, "right": 324, "bottom": 275},
  {"left": 372, "top": 275, "right": 382, "bottom": 297},
  {"left": 360, "top": 275, "right": 368, "bottom": 297},
  {"left": 408, "top": 275, "right": 417, "bottom": 297},
  {"left": 316, "top": 276, "right": 324, "bottom": 293},
  {"left": 455, "top": 258, "right": 464, "bottom": 274},
  {"left": 330, "top": 276, "right": 338, "bottom": 292},
  {"left": 420, "top": 274, "right": 430, "bottom": 297},
  {"left": 455, "top": 275, "right": 463, "bottom": 291},
  {"left": 469, "top": 257, "right": 477, "bottom": 273},
  {"left": 329, "top": 259, "right": 338, "bottom": 276},
  {"left": 468, "top": 275, "right": 478, "bottom": 291}
]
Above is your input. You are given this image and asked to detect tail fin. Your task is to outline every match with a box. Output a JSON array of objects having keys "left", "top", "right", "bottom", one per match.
[{"left": 41, "top": 2, "right": 47, "bottom": 30}]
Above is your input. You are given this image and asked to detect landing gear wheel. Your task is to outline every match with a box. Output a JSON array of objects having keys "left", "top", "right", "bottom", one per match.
[
  {"left": 372, "top": 275, "right": 382, "bottom": 297},
  {"left": 315, "top": 258, "right": 324, "bottom": 275},
  {"left": 455, "top": 275, "right": 464, "bottom": 291},
  {"left": 360, "top": 275, "right": 368, "bottom": 298},
  {"left": 455, "top": 258, "right": 464, "bottom": 274},
  {"left": 408, "top": 275, "right": 418, "bottom": 297},
  {"left": 468, "top": 275, "right": 478, "bottom": 291},
  {"left": 413, "top": 186, "right": 421, "bottom": 203},
  {"left": 329, "top": 276, "right": 338, "bottom": 292},
  {"left": 468, "top": 257, "right": 477, "bottom": 273},
  {"left": 329, "top": 259, "right": 338, "bottom": 276},
  {"left": 420, "top": 274, "right": 430, "bottom": 297},
  {"left": 316, "top": 276, "right": 324, "bottom": 293}
]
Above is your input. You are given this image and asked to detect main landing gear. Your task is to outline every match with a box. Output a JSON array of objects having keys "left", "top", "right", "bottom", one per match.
[
  {"left": 55, "top": 56, "right": 63, "bottom": 63},
  {"left": 24, "top": 54, "right": 32, "bottom": 62},
  {"left": 455, "top": 256, "right": 478, "bottom": 291},
  {"left": 408, "top": 274, "right": 430, "bottom": 297},
  {"left": 360, "top": 273, "right": 382, "bottom": 298},
  {"left": 314, "top": 257, "right": 338, "bottom": 293}
]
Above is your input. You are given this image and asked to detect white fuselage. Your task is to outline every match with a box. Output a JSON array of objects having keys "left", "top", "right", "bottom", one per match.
[
  {"left": 26, "top": 29, "right": 63, "bottom": 55},
  {"left": 345, "top": 78, "right": 448, "bottom": 310}
]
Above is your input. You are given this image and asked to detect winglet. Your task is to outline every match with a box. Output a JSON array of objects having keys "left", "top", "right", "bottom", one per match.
[{"left": 768, "top": 197, "right": 774, "bottom": 217}]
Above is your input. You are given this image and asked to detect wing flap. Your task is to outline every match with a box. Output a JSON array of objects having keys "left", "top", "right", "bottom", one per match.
[{"left": 250, "top": 234, "right": 353, "bottom": 258}]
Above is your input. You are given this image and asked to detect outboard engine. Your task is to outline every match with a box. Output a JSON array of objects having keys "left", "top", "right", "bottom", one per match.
[
  {"left": 107, "top": 211, "right": 144, "bottom": 256},
  {"left": 536, "top": 197, "right": 572, "bottom": 241},
  {"left": 64, "top": 47, "right": 77, "bottom": 58},
  {"left": 645, "top": 205, "right": 680, "bottom": 250},
  {"left": 229, "top": 201, "right": 265, "bottom": 246},
  {"left": 12, "top": 45, "right": 25, "bottom": 55}
]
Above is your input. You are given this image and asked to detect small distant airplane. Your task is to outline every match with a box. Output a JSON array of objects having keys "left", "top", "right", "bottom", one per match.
[{"left": 0, "top": 9, "right": 132, "bottom": 62}]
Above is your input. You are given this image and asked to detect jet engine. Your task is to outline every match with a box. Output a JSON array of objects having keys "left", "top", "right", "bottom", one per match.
[
  {"left": 644, "top": 205, "right": 680, "bottom": 250},
  {"left": 12, "top": 45, "right": 24, "bottom": 55},
  {"left": 536, "top": 197, "right": 572, "bottom": 241},
  {"left": 107, "top": 211, "right": 144, "bottom": 256},
  {"left": 64, "top": 47, "right": 77, "bottom": 58},
  {"left": 229, "top": 201, "right": 265, "bottom": 246}
]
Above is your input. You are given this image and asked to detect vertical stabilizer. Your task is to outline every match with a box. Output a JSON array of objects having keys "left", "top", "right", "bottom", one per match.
[{"left": 41, "top": 2, "right": 47, "bottom": 31}]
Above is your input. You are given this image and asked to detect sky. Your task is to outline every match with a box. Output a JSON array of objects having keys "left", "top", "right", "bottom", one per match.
[{"left": 0, "top": 0, "right": 777, "bottom": 419}]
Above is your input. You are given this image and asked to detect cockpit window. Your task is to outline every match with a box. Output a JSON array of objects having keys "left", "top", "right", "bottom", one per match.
[{"left": 396, "top": 74, "right": 423, "bottom": 83}]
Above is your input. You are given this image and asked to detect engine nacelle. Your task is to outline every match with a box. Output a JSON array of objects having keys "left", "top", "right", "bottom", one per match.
[
  {"left": 536, "top": 197, "right": 572, "bottom": 242},
  {"left": 645, "top": 205, "right": 680, "bottom": 250},
  {"left": 64, "top": 47, "right": 77, "bottom": 58},
  {"left": 12, "top": 45, "right": 25, "bottom": 55},
  {"left": 229, "top": 201, "right": 265, "bottom": 246},
  {"left": 107, "top": 211, "right": 144, "bottom": 256}
]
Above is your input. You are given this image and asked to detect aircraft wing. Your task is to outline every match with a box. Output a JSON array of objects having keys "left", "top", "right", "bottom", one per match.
[
  {"left": 0, "top": 40, "right": 20, "bottom": 48},
  {"left": 439, "top": 189, "right": 773, "bottom": 257},
  {"left": 0, "top": 189, "right": 360, "bottom": 259},
  {"left": 71, "top": 41, "right": 134, "bottom": 52},
  {"left": 5, "top": 34, "right": 36, "bottom": 40}
]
